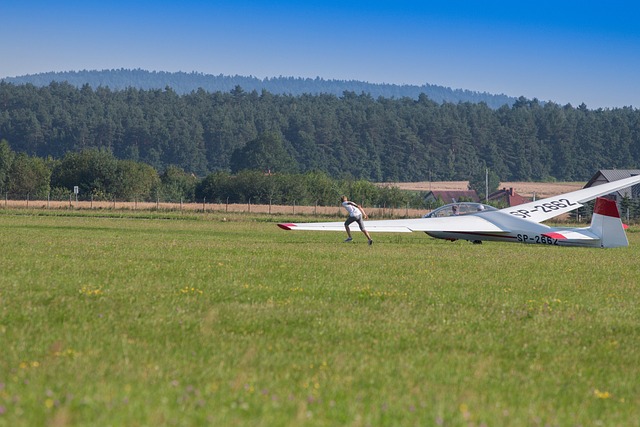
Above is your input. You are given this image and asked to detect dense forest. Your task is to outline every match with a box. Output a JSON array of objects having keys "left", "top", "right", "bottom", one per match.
[
  {"left": 3, "top": 69, "right": 515, "bottom": 108},
  {"left": 1, "top": 81, "right": 639, "bottom": 184}
]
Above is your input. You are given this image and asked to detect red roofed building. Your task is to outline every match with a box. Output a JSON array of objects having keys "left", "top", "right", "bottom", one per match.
[{"left": 488, "top": 187, "right": 528, "bottom": 207}]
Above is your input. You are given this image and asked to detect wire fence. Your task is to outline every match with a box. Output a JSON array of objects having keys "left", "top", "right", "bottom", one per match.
[{"left": 0, "top": 193, "right": 428, "bottom": 218}]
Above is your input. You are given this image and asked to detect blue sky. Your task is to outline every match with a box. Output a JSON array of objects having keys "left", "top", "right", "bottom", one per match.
[{"left": 2, "top": 0, "right": 639, "bottom": 108}]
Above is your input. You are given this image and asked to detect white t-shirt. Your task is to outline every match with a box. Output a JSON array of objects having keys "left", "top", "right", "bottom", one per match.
[{"left": 342, "top": 201, "right": 362, "bottom": 217}]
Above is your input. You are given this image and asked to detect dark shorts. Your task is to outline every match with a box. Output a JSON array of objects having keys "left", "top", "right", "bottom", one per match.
[{"left": 345, "top": 215, "right": 366, "bottom": 231}]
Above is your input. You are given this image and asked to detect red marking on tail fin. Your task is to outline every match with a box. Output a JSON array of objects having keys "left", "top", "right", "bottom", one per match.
[
  {"left": 594, "top": 197, "right": 620, "bottom": 218},
  {"left": 277, "top": 223, "right": 296, "bottom": 230},
  {"left": 542, "top": 232, "right": 567, "bottom": 240}
]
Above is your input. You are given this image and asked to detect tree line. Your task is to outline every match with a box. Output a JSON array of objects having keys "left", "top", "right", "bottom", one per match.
[
  {"left": 0, "top": 81, "right": 639, "bottom": 185},
  {"left": 7, "top": 141, "right": 640, "bottom": 219},
  {"left": 0, "top": 142, "right": 422, "bottom": 209}
]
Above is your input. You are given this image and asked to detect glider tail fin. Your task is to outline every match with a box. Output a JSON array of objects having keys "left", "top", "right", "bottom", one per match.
[{"left": 588, "top": 197, "right": 628, "bottom": 248}]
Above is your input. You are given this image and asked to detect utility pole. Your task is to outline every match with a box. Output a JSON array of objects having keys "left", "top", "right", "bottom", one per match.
[{"left": 485, "top": 168, "right": 489, "bottom": 203}]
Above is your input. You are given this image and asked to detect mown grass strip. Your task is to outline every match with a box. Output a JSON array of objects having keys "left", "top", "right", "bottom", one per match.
[{"left": 1, "top": 214, "right": 639, "bottom": 426}]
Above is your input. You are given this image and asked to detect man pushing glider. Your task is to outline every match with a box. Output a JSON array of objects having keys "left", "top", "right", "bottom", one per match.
[{"left": 340, "top": 195, "right": 373, "bottom": 245}]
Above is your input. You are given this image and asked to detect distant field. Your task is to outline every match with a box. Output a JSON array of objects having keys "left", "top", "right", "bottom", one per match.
[
  {"left": 1, "top": 211, "right": 639, "bottom": 426},
  {"left": 385, "top": 181, "right": 583, "bottom": 199}
]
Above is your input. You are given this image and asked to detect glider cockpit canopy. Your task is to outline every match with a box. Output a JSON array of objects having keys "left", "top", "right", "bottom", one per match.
[{"left": 423, "top": 202, "right": 497, "bottom": 218}]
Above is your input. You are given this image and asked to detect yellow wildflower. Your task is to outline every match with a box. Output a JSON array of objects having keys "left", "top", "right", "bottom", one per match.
[{"left": 594, "top": 389, "right": 612, "bottom": 399}]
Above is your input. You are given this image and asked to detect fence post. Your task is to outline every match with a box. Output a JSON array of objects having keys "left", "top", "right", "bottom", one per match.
[
  {"left": 293, "top": 200, "right": 296, "bottom": 215},
  {"left": 248, "top": 198, "right": 251, "bottom": 213},
  {"left": 203, "top": 197, "right": 206, "bottom": 212},
  {"left": 27, "top": 193, "right": 29, "bottom": 209},
  {"left": 269, "top": 198, "right": 272, "bottom": 214}
]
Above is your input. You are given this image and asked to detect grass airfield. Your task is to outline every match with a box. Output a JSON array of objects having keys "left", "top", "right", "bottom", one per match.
[{"left": 1, "top": 211, "right": 639, "bottom": 426}]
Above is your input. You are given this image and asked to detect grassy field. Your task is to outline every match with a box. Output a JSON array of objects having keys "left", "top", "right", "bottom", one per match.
[{"left": 1, "top": 210, "right": 639, "bottom": 426}]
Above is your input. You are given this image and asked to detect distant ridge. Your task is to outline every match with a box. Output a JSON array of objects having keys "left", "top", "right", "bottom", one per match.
[{"left": 2, "top": 69, "right": 516, "bottom": 109}]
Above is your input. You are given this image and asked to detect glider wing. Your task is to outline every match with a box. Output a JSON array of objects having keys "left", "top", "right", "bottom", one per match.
[
  {"left": 278, "top": 215, "right": 508, "bottom": 234},
  {"left": 502, "top": 174, "right": 640, "bottom": 223}
]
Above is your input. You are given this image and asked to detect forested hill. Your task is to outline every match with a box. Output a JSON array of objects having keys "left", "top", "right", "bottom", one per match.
[
  {"left": 2, "top": 69, "right": 515, "bottom": 109},
  {"left": 0, "top": 81, "right": 639, "bottom": 182}
]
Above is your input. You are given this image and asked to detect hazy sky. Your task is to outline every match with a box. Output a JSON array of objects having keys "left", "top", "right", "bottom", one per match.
[{"left": 2, "top": 1, "right": 639, "bottom": 108}]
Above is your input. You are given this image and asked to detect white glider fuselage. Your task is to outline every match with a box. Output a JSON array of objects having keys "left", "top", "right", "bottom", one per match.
[
  {"left": 424, "top": 210, "right": 561, "bottom": 245},
  {"left": 423, "top": 212, "right": 606, "bottom": 247}
]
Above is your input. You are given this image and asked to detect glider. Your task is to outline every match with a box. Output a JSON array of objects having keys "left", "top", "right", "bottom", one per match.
[{"left": 278, "top": 175, "right": 640, "bottom": 248}]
